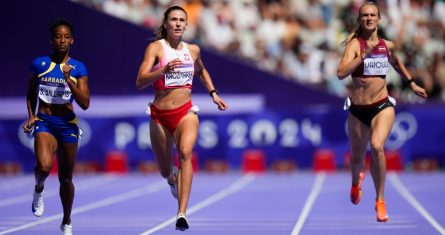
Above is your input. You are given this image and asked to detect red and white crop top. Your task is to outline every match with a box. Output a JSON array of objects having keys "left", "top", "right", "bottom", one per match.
[
  {"left": 152, "top": 39, "right": 195, "bottom": 91},
  {"left": 351, "top": 37, "right": 391, "bottom": 78}
]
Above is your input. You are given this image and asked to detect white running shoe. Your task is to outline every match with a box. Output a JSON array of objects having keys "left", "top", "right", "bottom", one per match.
[
  {"left": 60, "top": 224, "right": 73, "bottom": 235},
  {"left": 175, "top": 213, "right": 189, "bottom": 231},
  {"left": 32, "top": 190, "right": 44, "bottom": 217},
  {"left": 168, "top": 166, "right": 178, "bottom": 199}
]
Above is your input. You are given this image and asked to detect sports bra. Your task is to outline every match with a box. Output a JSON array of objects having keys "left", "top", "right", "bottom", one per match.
[
  {"left": 351, "top": 37, "right": 391, "bottom": 78},
  {"left": 152, "top": 39, "right": 195, "bottom": 91}
]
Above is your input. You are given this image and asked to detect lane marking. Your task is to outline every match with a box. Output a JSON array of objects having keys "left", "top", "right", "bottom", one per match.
[
  {"left": 291, "top": 172, "right": 325, "bottom": 235},
  {"left": 139, "top": 174, "right": 256, "bottom": 235},
  {"left": 0, "top": 180, "right": 166, "bottom": 234},
  {"left": 389, "top": 173, "right": 445, "bottom": 235},
  {"left": 0, "top": 174, "right": 117, "bottom": 207},
  {"left": 0, "top": 176, "right": 32, "bottom": 190}
]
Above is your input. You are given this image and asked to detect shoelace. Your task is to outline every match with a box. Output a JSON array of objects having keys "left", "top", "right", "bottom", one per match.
[{"left": 33, "top": 195, "right": 43, "bottom": 207}]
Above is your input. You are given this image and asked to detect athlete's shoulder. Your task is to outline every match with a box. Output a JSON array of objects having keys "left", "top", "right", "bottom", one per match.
[
  {"left": 145, "top": 39, "right": 163, "bottom": 55},
  {"left": 31, "top": 56, "right": 51, "bottom": 65},
  {"left": 186, "top": 43, "right": 200, "bottom": 54},
  {"left": 148, "top": 39, "right": 163, "bottom": 48},
  {"left": 344, "top": 38, "right": 360, "bottom": 51},
  {"left": 30, "top": 56, "right": 51, "bottom": 73},
  {"left": 68, "top": 58, "right": 88, "bottom": 77},
  {"left": 68, "top": 57, "right": 85, "bottom": 66},
  {"left": 381, "top": 39, "right": 395, "bottom": 49}
]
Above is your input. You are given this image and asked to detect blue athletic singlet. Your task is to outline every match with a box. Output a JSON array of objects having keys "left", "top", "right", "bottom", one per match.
[{"left": 30, "top": 56, "right": 88, "bottom": 104}]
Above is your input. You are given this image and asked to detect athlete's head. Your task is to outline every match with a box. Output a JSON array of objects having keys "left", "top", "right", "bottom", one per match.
[
  {"left": 357, "top": 2, "right": 381, "bottom": 30},
  {"left": 156, "top": 6, "right": 188, "bottom": 40},
  {"left": 343, "top": 1, "right": 381, "bottom": 45},
  {"left": 49, "top": 19, "right": 74, "bottom": 53}
]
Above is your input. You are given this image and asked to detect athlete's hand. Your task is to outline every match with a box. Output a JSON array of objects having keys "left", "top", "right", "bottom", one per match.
[
  {"left": 62, "top": 63, "right": 73, "bottom": 78},
  {"left": 23, "top": 117, "right": 36, "bottom": 133},
  {"left": 410, "top": 82, "right": 428, "bottom": 99},
  {"left": 212, "top": 95, "right": 228, "bottom": 111},
  {"left": 164, "top": 59, "right": 182, "bottom": 73}
]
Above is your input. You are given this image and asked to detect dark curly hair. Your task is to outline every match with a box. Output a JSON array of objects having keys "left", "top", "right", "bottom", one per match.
[{"left": 49, "top": 19, "right": 74, "bottom": 38}]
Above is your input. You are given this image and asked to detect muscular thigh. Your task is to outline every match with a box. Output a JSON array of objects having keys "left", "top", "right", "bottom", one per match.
[
  {"left": 150, "top": 119, "right": 174, "bottom": 157},
  {"left": 57, "top": 142, "right": 78, "bottom": 172},
  {"left": 34, "top": 132, "right": 58, "bottom": 164},
  {"left": 348, "top": 114, "right": 370, "bottom": 153},
  {"left": 370, "top": 107, "right": 395, "bottom": 145},
  {"left": 174, "top": 112, "right": 199, "bottom": 150}
]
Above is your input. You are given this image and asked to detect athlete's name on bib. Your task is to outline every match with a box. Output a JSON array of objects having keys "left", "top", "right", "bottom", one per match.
[{"left": 165, "top": 71, "right": 194, "bottom": 80}]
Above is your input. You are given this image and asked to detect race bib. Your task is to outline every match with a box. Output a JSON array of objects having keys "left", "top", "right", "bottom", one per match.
[
  {"left": 164, "top": 63, "right": 194, "bottom": 87},
  {"left": 38, "top": 84, "right": 72, "bottom": 104},
  {"left": 363, "top": 56, "right": 390, "bottom": 76}
]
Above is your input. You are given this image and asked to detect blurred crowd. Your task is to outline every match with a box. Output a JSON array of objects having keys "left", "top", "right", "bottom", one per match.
[{"left": 72, "top": 0, "right": 445, "bottom": 103}]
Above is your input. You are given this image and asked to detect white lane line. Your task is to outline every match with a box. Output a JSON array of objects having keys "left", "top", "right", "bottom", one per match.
[
  {"left": 0, "top": 174, "right": 116, "bottom": 207},
  {"left": 0, "top": 176, "right": 32, "bottom": 190},
  {"left": 291, "top": 172, "right": 325, "bottom": 235},
  {"left": 139, "top": 174, "right": 256, "bottom": 235},
  {"left": 0, "top": 180, "right": 166, "bottom": 235},
  {"left": 388, "top": 173, "right": 445, "bottom": 235}
]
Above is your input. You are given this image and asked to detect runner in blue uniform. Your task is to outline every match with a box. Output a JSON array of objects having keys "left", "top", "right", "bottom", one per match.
[{"left": 23, "top": 19, "right": 90, "bottom": 235}]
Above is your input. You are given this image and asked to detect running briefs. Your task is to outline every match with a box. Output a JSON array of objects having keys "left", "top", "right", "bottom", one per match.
[
  {"left": 34, "top": 113, "right": 79, "bottom": 143},
  {"left": 149, "top": 100, "right": 196, "bottom": 134},
  {"left": 348, "top": 97, "right": 394, "bottom": 127}
]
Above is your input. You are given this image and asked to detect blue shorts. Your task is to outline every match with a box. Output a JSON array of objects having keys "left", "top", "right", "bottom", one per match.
[{"left": 34, "top": 113, "right": 79, "bottom": 143}]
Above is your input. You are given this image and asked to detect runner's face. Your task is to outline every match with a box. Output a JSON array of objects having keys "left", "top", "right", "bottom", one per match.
[
  {"left": 51, "top": 26, "right": 73, "bottom": 53},
  {"left": 165, "top": 10, "right": 187, "bottom": 38},
  {"left": 358, "top": 5, "right": 380, "bottom": 31}
]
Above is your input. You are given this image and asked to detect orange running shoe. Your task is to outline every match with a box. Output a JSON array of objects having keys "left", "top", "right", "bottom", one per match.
[
  {"left": 350, "top": 172, "right": 365, "bottom": 205},
  {"left": 375, "top": 200, "right": 389, "bottom": 222}
]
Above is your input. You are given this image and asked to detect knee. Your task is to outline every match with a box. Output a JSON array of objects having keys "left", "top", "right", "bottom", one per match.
[
  {"left": 58, "top": 175, "right": 73, "bottom": 186},
  {"left": 178, "top": 148, "right": 193, "bottom": 161},
  {"left": 159, "top": 168, "right": 171, "bottom": 179},
  {"left": 370, "top": 141, "right": 385, "bottom": 157},
  {"left": 350, "top": 155, "right": 362, "bottom": 165},
  {"left": 349, "top": 148, "right": 365, "bottom": 164},
  {"left": 36, "top": 161, "right": 52, "bottom": 174}
]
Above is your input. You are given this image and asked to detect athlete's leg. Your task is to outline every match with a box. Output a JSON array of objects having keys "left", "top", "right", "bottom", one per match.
[
  {"left": 348, "top": 114, "right": 370, "bottom": 186},
  {"left": 174, "top": 112, "right": 199, "bottom": 215},
  {"left": 369, "top": 107, "right": 394, "bottom": 201},
  {"left": 150, "top": 120, "right": 175, "bottom": 182},
  {"left": 32, "top": 132, "right": 57, "bottom": 216},
  {"left": 34, "top": 132, "right": 57, "bottom": 192},
  {"left": 57, "top": 142, "right": 78, "bottom": 226}
]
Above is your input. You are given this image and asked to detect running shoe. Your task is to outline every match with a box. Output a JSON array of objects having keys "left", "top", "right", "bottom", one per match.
[
  {"left": 168, "top": 166, "right": 179, "bottom": 199},
  {"left": 375, "top": 200, "right": 389, "bottom": 222},
  {"left": 60, "top": 224, "right": 73, "bottom": 235},
  {"left": 175, "top": 213, "right": 189, "bottom": 231},
  {"left": 350, "top": 172, "right": 365, "bottom": 205},
  {"left": 32, "top": 190, "right": 44, "bottom": 217}
]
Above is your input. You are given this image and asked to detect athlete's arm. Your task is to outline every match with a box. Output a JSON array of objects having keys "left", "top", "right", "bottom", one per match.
[
  {"left": 190, "top": 44, "right": 228, "bottom": 111},
  {"left": 386, "top": 40, "right": 428, "bottom": 99},
  {"left": 337, "top": 39, "right": 366, "bottom": 80},
  {"left": 63, "top": 64, "right": 90, "bottom": 110},
  {"left": 135, "top": 42, "right": 181, "bottom": 90},
  {"left": 23, "top": 74, "right": 38, "bottom": 133}
]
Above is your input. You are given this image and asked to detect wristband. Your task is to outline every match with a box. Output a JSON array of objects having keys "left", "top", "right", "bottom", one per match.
[
  {"left": 209, "top": 89, "right": 218, "bottom": 98},
  {"left": 408, "top": 79, "right": 415, "bottom": 84}
]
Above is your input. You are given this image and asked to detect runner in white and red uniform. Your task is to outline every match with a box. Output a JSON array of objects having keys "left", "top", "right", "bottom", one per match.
[
  {"left": 149, "top": 39, "right": 196, "bottom": 133},
  {"left": 135, "top": 5, "right": 228, "bottom": 231}
]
